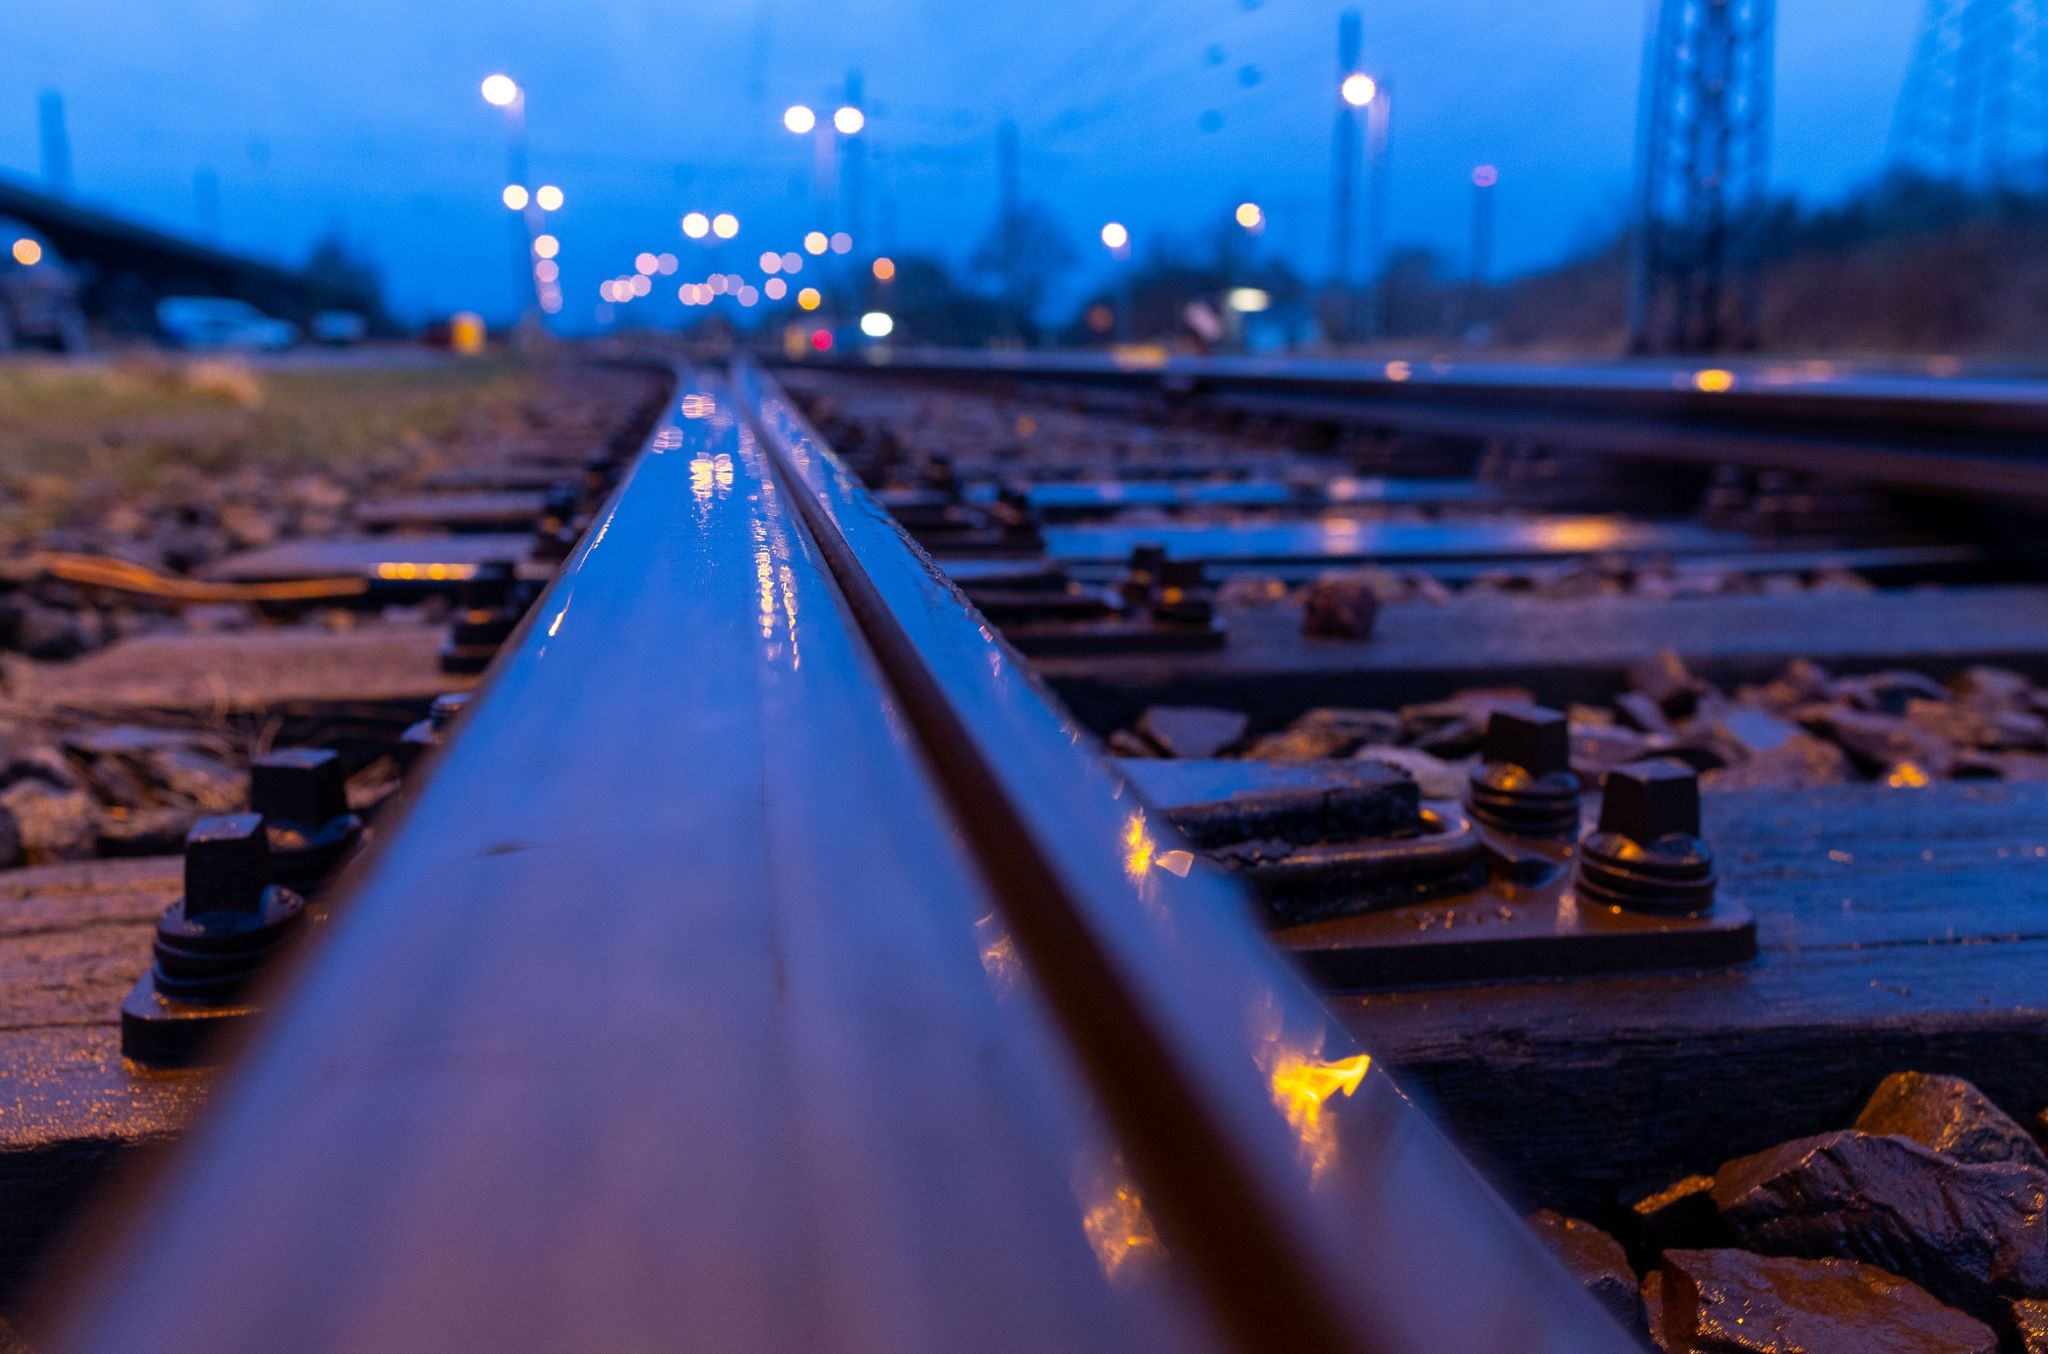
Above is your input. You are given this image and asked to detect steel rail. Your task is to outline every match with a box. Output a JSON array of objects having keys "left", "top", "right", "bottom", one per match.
[
  {"left": 47, "top": 359, "right": 1630, "bottom": 1353},
  {"left": 804, "top": 350, "right": 2048, "bottom": 503}
]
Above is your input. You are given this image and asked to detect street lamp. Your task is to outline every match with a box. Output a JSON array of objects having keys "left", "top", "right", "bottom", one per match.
[
  {"left": 482, "top": 74, "right": 555, "bottom": 336},
  {"left": 785, "top": 99, "right": 865, "bottom": 253},
  {"left": 1341, "top": 73, "right": 1377, "bottom": 108},
  {"left": 1235, "top": 201, "right": 1264, "bottom": 231},
  {"left": 1100, "top": 222, "right": 1133, "bottom": 341}
]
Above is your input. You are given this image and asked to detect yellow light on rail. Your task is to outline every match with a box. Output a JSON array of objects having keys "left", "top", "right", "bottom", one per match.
[
  {"left": 1100, "top": 221, "right": 1129, "bottom": 250},
  {"left": 872, "top": 256, "right": 895, "bottom": 281},
  {"left": 803, "top": 231, "right": 828, "bottom": 255},
  {"left": 533, "top": 234, "right": 560, "bottom": 259},
  {"left": 1341, "top": 73, "right": 1377, "bottom": 107},
  {"left": 12, "top": 238, "right": 42, "bottom": 266},
  {"left": 712, "top": 212, "right": 739, "bottom": 239},
  {"left": 481, "top": 74, "right": 519, "bottom": 108},
  {"left": 797, "top": 287, "right": 822, "bottom": 311},
  {"left": 682, "top": 212, "right": 710, "bottom": 239},
  {"left": 860, "top": 311, "right": 894, "bottom": 338},
  {"left": 1235, "top": 201, "right": 1263, "bottom": 230},
  {"left": 783, "top": 104, "right": 817, "bottom": 134},
  {"left": 834, "top": 105, "right": 866, "bottom": 135},
  {"left": 535, "top": 184, "right": 564, "bottom": 211},
  {"left": 1693, "top": 368, "right": 1737, "bottom": 393},
  {"left": 501, "top": 184, "right": 529, "bottom": 211}
]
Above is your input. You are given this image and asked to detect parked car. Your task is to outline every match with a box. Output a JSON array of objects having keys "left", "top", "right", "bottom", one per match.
[
  {"left": 0, "top": 219, "right": 88, "bottom": 353},
  {"left": 310, "top": 310, "right": 369, "bottom": 345},
  {"left": 155, "top": 297, "right": 299, "bottom": 351}
]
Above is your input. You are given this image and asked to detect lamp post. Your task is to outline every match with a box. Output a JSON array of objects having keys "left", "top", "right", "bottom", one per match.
[
  {"left": 1466, "top": 165, "right": 1498, "bottom": 342},
  {"left": 784, "top": 100, "right": 864, "bottom": 260},
  {"left": 1100, "top": 221, "right": 1133, "bottom": 342},
  {"left": 482, "top": 74, "right": 551, "bottom": 344}
]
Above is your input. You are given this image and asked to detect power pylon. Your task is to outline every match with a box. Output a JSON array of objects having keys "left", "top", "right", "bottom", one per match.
[
  {"left": 1627, "top": 0, "right": 1776, "bottom": 355},
  {"left": 1893, "top": 0, "right": 2048, "bottom": 189}
]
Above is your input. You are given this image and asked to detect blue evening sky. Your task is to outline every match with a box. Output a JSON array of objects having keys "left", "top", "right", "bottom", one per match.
[{"left": 0, "top": 1, "right": 1924, "bottom": 324}]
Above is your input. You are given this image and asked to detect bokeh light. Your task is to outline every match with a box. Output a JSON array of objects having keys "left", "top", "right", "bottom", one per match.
[{"left": 783, "top": 104, "right": 817, "bottom": 134}]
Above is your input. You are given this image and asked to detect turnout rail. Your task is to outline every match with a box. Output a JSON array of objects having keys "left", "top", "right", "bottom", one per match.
[{"left": 820, "top": 350, "right": 2048, "bottom": 504}]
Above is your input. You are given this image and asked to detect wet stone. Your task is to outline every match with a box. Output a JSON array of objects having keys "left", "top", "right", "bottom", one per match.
[
  {"left": 1615, "top": 691, "right": 1677, "bottom": 737},
  {"left": 1299, "top": 569, "right": 1382, "bottom": 640},
  {"left": 0, "top": 781, "right": 99, "bottom": 864},
  {"left": 1352, "top": 745, "right": 1465, "bottom": 800},
  {"left": 1288, "top": 706, "right": 1404, "bottom": 752},
  {"left": 1854, "top": 1073, "right": 2048, "bottom": 1171},
  {"left": 1134, "top": 706, "right": 1249, "bottom": 759},
  {"left": 1800, "top": 708, "right": 1958, "bottom": 779},
  {"left": 1524, "top": 1209, "right": 1640, "bottom": 1329},
  {"left": 1571, "top": 724, "right": 1658, "bottom": 782},
  {"left": 1627, "top": 649, "right": 1711, "bottom": 720},
  {"left": 1702, "top": 732, "right": 1854, "bottom": 791},
  {"left": 1648, "top": 1248, "right": 1996, "bottom": 1354},
  {"left": 1105, "top": 730, "right": 1158, "bottom": 758},
  {"left": 1713, "top": 1130, "right": 2048, "bottom": 1324},
  {"left": 1905, "top": 699, "right": 2048, "bottom": 752},
  {"left": 1835, "top": 670, "right": 1954, "bottom": 717},
  {"left": 2015, "top": 1297, "right": 2048, "bottom": 1354},
  {"left": 1953, "top": 666, "right": 2035, "bottom": 710},
  {"left": 1629, "top": 1174, "right": 1735, "bottom": 1262}
]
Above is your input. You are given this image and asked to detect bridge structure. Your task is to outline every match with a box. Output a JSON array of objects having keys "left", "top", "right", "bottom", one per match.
[{"left": 0, "top": 173, "right": 370, "bottom": 335}]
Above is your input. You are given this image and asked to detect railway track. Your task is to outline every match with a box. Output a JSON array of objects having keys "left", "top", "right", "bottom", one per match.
[{"left": 18, "top": 351, "right": 2048, "bottom": 1350}]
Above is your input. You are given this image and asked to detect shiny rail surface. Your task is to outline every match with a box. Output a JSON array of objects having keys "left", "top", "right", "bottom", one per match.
[
  {"left": 50, "top": 361, "right": 1630, "bottom": 1353},
  {"left": 808, "top": 349, "right": 2048, "bottom": 503}
]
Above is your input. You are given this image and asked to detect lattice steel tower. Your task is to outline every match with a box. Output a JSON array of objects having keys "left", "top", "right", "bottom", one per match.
[
  {"left": 1894, "top": 0, "right": 2048, "bottom": 189},
  {"left": 1627, "top": 0, "right": 1776, "bottom": 355}
]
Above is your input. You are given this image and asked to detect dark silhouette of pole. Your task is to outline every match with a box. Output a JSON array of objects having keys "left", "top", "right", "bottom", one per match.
[
  {"left": 842, "top": 70, "right": 866, "bottom": 252},
  {"left": 1465, "top": 165, "right": 1497, "bottom": 340},
  {"left": 1329, "top": 12, "right": 1364, "bottom": 342},
  {"left": 998, "top": 118, "right": 1021, "bottom": 342},
  {"left": 39, "top": 91, "right": 72, "bottom": 194},
  {"left": 1364, "top": 78, "right": 1393, "bottom": 341}
]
